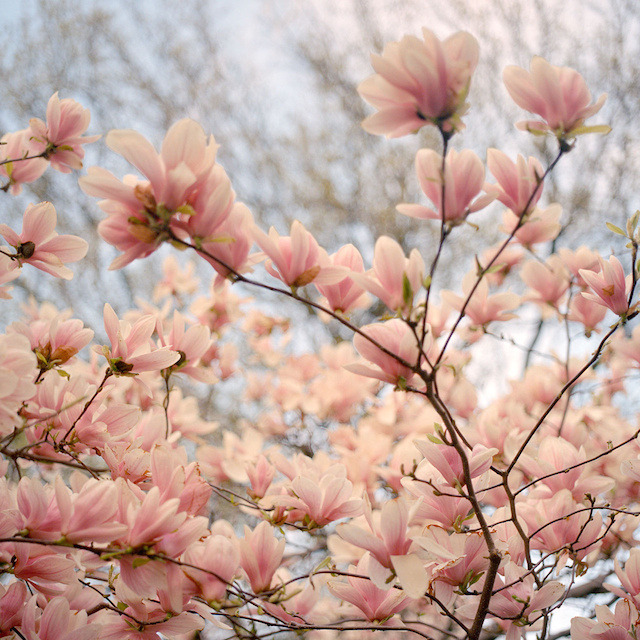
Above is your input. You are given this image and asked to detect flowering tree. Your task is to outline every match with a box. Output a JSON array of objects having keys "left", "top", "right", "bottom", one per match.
[{"left": 1, "top": 24, "right": 640, "bottom": 640}]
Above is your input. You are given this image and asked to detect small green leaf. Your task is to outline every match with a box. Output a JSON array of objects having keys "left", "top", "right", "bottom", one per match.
[
  {"left": 402, "top": 273, "right": 413, "bottom": 306},
  {"left": 606, "top": 222, "right": 626, "bottom": 236},
  {"left": 570, "top": 124, "right": 612, "bottom": 136},
  {"left": 132, "top": 557, "right": 150, "bottom": 569}
]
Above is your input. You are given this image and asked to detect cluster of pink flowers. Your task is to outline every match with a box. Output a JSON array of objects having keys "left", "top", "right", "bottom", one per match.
[
  {"left": 0, "top": 92, "right": 99, "bottom": 194},
  {"left": 3, "top": 22, "right": 640, "bottom": 640}
]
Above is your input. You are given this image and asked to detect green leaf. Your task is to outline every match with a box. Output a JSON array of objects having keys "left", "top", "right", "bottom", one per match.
[
  {"left": 132, "top": 557, "right": 151, "bottom": 569},
  {"left": 570, "top": 124, "right": 612, "bottom": 136},
  {"left": 402, "top": 273, "right": 413, "bottom": 306},
  {"left": 606, "top": 222, "right": 626, "bottom": 236}
]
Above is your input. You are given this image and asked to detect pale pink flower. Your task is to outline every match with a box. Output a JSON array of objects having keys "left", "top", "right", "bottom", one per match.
[
  {"left": 484, "top": 564, "right": 564, "bottom": 640},
  {"left": 568, "top": 293, "right": 607, "bottom": 335},
  {"left": 519, "top": 490, "right": 602, "bottom": 566},
  {"left": 100, "top": 303, "right": 180, "bottom": 375},
  {"left": 518, "top": 437, "right": 614, "bottom": 500},
  {"left": 358, "top": 29, "right": 479, "bottom": 137},
  {"left": 79, "top": 119, "right": 228, "bottom": 269},
  {"left": 350, "top": 236, "right": 424, "bottom": 313},
  {"left": 153, "top": 255, "right": 199, "bottom": 301},
  {"left": 337, "top": 497, "right": 412, "bottom": 575},
  {"left": 403, "top": 475, "right": 471, "bottom": 529},
  {"left": 55, "top": 477, "right": 128, "bottom": 544},
  {"left": 414, "top": 439, "right": 497, "bottom": 488},
  {"left": 156, "top": 310, "right": 216, "bottom": 383},
  {"left": 485, "top": 149, "right": 544, "bottom": 215},
  {"left": 200, "top": 202, "right": 255, "bottom": 282},
  {"left": 0, "top": 581, "right": 27, "bottom": 636},
  {"left": 314, "top": 244, "right": 369, "bottom": 314},
  {"left": 29, "top": 92, "right": 100, "bottom": 172},
  {"left": 571, "top": 599, "right": 638, "bottom": 640},
  {"left": 15, "top": 476, "right": 61, "bottom": 540},
  {"left": 183, "top": 534, "right": 240, "bottom": 602},
  {"left": 415, "top": 526, "right": 490, "bottom": 590},
  {"left": 0, "top": 253, "right": 20, "bottom": 298},
  {"left": 254, "top": 220, "right": 326, "bottom": 288},
  {"left": 521, "top": 256, "right": 570, "bottom": 310},
  {"left": 328, "top": 553, "right": 413, "bottom": 621},
  {"left": 0, "top": 129, "right": 48, "bottom": 194},
  {"left": 347, "top": 319, "right": 424, "bottom": 386},
  {"left": 558, "top": 246, "right": 601, "bottom": 287},
  {"left": 397, "top": 148, "right": 493, "bottom": 224},
  {"left": 503, "top": 57, "right": 608, "bottom": 139},
  {"left": 150, "top": 446, "right": 211, "bottom": 516},
  {"left": 0, "top": 202, "right": 88, "bottom": 279},
  {"left": 273, "top": 466, "right": 362, "bottom": 528},
  {"left": 246, "top": 455, "right": 276, "bottom": 499},
  {"left": 580, "top": 255, "right": 631, "bottom": 316},
  {"left": 502, "top": 204, "right": 562, "bottom": 248},
  {"left": 10, "top": 315, "right": 93, "bottom": 369},
  {"left": 238, "top": 521, "right": 285, "bottom": 593},
  {"left": 21, "top": 595, "right": 100, "bottom": 640},
  {"left": 606, "top": 548, "right": 640, "bottom": 605},
  {"left": 119, "top": 485, "right": 187, "bottom": 549},
  {"left": 480, "top": 244, "right": 524, "bottom": 286},
  {"left": 0, "top": 333, "right": 38, "bottom": 433},
  {"left": 441, "top": 271, "right": 519, "bottom": 327}
]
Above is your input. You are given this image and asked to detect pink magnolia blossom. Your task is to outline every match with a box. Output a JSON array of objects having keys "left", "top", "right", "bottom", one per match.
[
  {"left": 358, "top": 29, "right": 479, "bottom": 136},
  {"left": 238, "top": 520, "right": 285, "bottom": 593},
  {"left": 568, "top": 293, "right": 607, "bottom": 335},
  {"left": 314, "top": 244, "right": 369, "bottom": 314},
  {"left": 21, "top": 595, "right": 100, "bottom": 640},
  {"left": 571, "top": 600, "right": 639, "bottom": 640},
  {"left": 273, "top": 465, "right": 362, "bottom": 528},
  {"left": 415, "top": 526, "right": 490, "bottom": 593},
  {"left": 328, "top": 553, "right": 413, "bottom": 622},
  {"left": 580, "top": 255, "right": 632, "bottom": 316},
  {"left": 441, "top": 271, "right": 520, "bottom": 327},
  {"left": 485, "top": 149, "right": 544, "bottom": 215},
  {"left": 100, "top": 303, "right": 180, "bottom": 375},
  {"left": 521, "top": 256, "right": 570, "bottom": 310},
  {"left": 246, "top": 455, "right": 276, "bottom": 499},
  {"left": 503, "top": 57, "right": 608, "bottom": 139},
  {"left": 55, "top": 477, "right": 128, "bottom": 544},
  {"left": 152, "top": 255, "right": 199, "bottom": 301},
  {"left": 347, "top": 319, "right": 424, "bottom": 386},
  {"left": 79, "top": 119, "right": 229, "bottom": 269},
  {"left": 10, "top": 315, "right": 93, "bottom": 370},
  {"left": 183, "top": 534, "right": 240, "bottom": 602},
  {"left": 397, "top": 148, "right": 493, "bottom": 224},
  {"left": 482, "top": 564, "right": 564, "bottom": 640},
  {"left": 118, "top": 485, "right": 188, "bottom": 550},
  {"left": 518, "top": 437, "right": 614, "bottom": 500},
  {"left": 0, "top": 129, "right": 48, "bottom": 194},
  {"left": 150, "top": 446, "right": 212, "bottom": 516},
  {"left": 0, "top": 253, "right": 20, "bottom": 298},
  {"left": 502, "top": 204, "right": 562, "bottom": 248},
  {"left": 606, "top": 548, "right": 640, "bottom": 606},
  {"left": 0, "top": 581, "right": 27, "bottom": 636},
  {"left": 0, "top": 202, "right": 88, "bottom": 279},
  {"left": 0, "top": 333, "right": 38, "bottom": 433},
  {"left": 349, "top": 236, "right": 424, "bottom": 314},
  {"left": 414, "top": 439, "right": 497, "bottom": 488},
  {"left": 337, "top": 497, "right": 412, "bottom": 581},
  {"left": 156, "top": 310, "right": 216, "bottom": 383},
  {"left": 519, "top": 489, "right": 603, "bottom": 567},
  {"left": 254, "top": 220, "right": 328, "bottom": 288},
  {"left": 29, "top": 92, "right": 100, "bottom": 172},
  {"left": 199, "top": 202, "right": 255, "bottom": 282}
]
